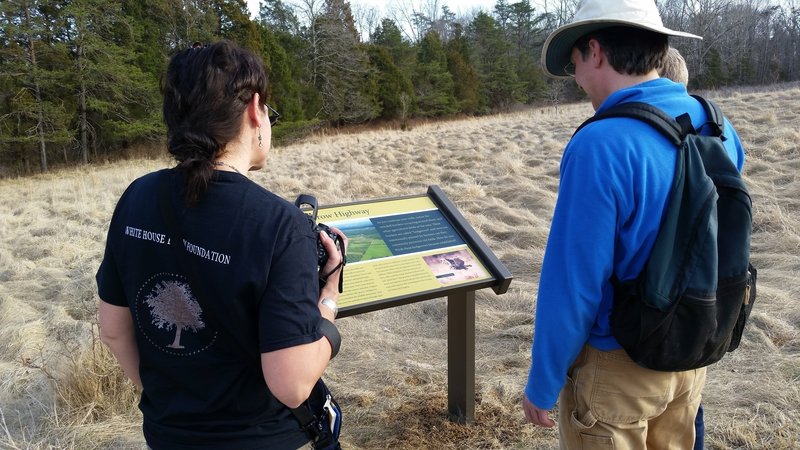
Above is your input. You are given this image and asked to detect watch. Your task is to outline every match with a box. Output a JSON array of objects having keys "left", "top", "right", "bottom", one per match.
[{"left": 320, "top": 297, "right": 338, "bottom": 318}]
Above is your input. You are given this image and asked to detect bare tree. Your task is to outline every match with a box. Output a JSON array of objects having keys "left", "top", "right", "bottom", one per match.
[
  {"left": 387, "top": 0, "right": 440, "bottom": 42},
  {"left": 771, "top": 0, "right": 800, "bottom": 80},
  {"left": 659, "top": 0, "right": 788, "bottom": 86},
  {"left": 294, "top": 0, "right": 325, "bottom": 87},
  {"left": 540, "top": 0, "right": 579, "bottom": 28},
  {"left": 349, "top": 1, "right": 381, "bottom": 41}
]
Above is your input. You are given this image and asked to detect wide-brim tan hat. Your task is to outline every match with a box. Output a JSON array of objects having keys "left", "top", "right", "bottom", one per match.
[{"left": 541, "top": 0, "right": 702, "bottom": 78}]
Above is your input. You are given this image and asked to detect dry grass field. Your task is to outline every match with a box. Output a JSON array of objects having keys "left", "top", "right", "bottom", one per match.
[{"left": 1, "top": 83, "right": 799, "bottom": 449}]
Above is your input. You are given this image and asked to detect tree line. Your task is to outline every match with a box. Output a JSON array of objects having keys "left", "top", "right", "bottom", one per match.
[{"left": 1, "top": 0, "right": 798, "bottom": 174}]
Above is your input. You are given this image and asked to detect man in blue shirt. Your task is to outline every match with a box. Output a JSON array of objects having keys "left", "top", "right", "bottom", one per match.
[{"left": 522, "top": 1, "right": 745, "bottom": 448}]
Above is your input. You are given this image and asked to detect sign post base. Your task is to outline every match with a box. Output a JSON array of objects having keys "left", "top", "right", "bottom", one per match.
[{"left": 447, "top": 290, "right": 475, "bottom": 425}]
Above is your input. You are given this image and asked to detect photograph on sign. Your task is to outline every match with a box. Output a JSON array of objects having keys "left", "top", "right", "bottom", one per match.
[
  {"left": 333, "top": 218, "right": 390, "bottom": 264},
  {"left": 422, "top": 250, "right": 486, "bottom": 285}
]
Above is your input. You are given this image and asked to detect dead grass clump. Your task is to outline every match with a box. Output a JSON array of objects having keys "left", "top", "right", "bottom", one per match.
[
  {"left": 375, "top": 393, "right": 549, "bottom": 449},
  {"left": 52, "top": 331, "right": 140, "bottom": 426},
  {"left": 706, "top": 404, "right": 800, "bottom": 450},
  {"left": 0, "top": 326, "right": 140, "bottom": 450},
  {"left": 748, "top": 312, "right": 798, "bottom": 350}
]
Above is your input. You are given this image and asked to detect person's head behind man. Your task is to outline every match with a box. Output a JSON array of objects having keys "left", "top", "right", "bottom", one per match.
[
  {"left": 541, "top": 0, "right": 700, "bottom": 109},
  {"left": 659, "top": 47, "right": 690, "bottom": 85}
]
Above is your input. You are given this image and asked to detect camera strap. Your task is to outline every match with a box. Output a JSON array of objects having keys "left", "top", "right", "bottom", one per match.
[{"left": 320, "top": 260, "right": 345, "bottom": 294}]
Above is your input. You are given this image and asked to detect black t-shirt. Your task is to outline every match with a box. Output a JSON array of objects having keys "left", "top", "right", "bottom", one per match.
[{"left": 96, "top": 169, "right": 322, "bottom": 449}]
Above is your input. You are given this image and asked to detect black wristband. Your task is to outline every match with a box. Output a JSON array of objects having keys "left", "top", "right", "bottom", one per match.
[{"left": 318, "top": 317, "right": 341, "bottom": 359}]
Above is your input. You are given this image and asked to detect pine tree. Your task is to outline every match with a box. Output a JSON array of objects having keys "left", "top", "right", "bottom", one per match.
[
  {"left": 313, "top": 0, "right": 378, "bottom": 123},
  {"left": 445, "top": 24, "right": 480, "bottom": 114},
  {"left": 700, "top": 46, "right": 725, "bottom": 89},
  {"left": 366, "top": 44, "right": 415, "bottom": 120},
  {"left": 371, "top": 18, "right": 415, "bottom": 74},
  {"left": 211, "top": 0, "right": 262, "bottom": 51},
  {"left": 259, "top": 24, "right": 304, "bottom": 121},
  {"left": 469, "top": 11, "right": 522, "bottom": 111},
  {"left": 505, "top": 0, "right": 548, "bottom": 103},
  {"left": 413, "top": 30, "right": 457, "bottom": 117},
  {"left": 259, "top": 0, "right": 299, "bottom": 34},
  {"left": 0, "top": 0, "right": 72, "bottom": 173},
  {"left": 63, "top": 0, "right": 161, "bottom": 163}
]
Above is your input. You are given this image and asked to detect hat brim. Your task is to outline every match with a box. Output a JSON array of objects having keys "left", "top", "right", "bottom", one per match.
[{"left": 541, "top": 20, "right": 702, "bottom": 78}]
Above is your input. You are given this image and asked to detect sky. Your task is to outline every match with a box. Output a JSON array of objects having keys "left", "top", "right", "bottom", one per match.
[{"left": 245, "top": 0, "right": 502, "bottom": 21}]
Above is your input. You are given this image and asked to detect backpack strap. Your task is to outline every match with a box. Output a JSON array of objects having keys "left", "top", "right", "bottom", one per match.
[
  {"left": 574, "top": 102, "right": 689, "bottom": 146},
  {"left": 691, "top": 94, "right": 726, "bottom": 140},
  {"left": 574, "top": 96, "right": 729, "bottom": 145}
]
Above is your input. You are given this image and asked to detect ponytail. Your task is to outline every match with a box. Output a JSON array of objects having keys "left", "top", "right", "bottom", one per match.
[
  {"left": 162, "top": 40, "right": 268, "bottom": 204},
  {"left": 168, "top": 127, "right": 219, "bottom": 204}
]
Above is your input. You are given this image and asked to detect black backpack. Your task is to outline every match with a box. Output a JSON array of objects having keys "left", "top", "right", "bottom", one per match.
[{"left": 576, "top": 95, "right": 757, "bottom": 371}]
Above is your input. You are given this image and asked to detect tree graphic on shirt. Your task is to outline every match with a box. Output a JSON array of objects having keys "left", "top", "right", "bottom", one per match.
[{"left": 144, "top": 280, "right": 205, "bottom": 349}]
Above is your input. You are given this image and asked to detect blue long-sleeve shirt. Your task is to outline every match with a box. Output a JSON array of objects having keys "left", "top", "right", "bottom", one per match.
[{"left": 525, "top": 78, "right": 745, "bottom": 410}]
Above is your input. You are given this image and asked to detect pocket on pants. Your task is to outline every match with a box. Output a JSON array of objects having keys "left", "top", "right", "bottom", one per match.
[
  {"left": 580, "top": 433, "right": 613, "bottom": 450},
  {"left": 589, "top": 349, "right": 671, "bottom": 424},
  {"left": 564, "top": 376, "right": 614, "bottom": 450}
]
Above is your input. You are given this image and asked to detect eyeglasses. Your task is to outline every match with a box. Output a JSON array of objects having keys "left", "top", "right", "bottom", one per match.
[
  {"left": 265, "top": 103, "right": 281, "bottom": 126},
  {"left": 563, "top": 62, "right": 576, "bottom": 77}
]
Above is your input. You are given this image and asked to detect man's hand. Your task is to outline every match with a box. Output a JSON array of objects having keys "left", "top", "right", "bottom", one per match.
[{"left": 522, "top": 394, "right": 556, "bottom": 428}]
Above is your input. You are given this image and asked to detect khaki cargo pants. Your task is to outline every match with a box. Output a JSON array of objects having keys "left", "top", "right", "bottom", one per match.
[{"left": 558, "top": 345, "right": 706, "bottom": 450}]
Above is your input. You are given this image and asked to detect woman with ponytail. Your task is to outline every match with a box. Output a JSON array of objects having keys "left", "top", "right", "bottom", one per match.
[{"left": 95, "top": 40, "right": 347, "bottom": 449}]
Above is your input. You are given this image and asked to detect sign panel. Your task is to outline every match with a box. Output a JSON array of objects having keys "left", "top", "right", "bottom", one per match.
[{"left": 314, "top": 186, "right": 512, "bottom": 317}]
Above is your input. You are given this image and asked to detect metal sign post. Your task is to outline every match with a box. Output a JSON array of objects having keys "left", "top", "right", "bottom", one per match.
[{"left": 447, "top": 289, "right": 476, "bottom": 424}]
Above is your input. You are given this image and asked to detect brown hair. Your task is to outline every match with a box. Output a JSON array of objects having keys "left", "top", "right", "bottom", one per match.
[
  {"left": 162, "top": 40, "right": 268, "bottom": 204},
  {"left": 575, "top": 27, "right": 669, "bottom": 76}
]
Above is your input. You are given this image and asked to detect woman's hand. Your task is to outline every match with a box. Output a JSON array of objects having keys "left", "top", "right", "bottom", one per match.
[
  {"left": 319, "top": 226, "right": 347, "bottom": 276},
  {"left": 318, "top": 227, "right": 348, "bottom": 319}
]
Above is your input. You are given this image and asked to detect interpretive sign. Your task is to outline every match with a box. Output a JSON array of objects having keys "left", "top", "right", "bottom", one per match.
[
  {"left": 312, "top": 185, "right": 512, "bottom": 425},
  {"left": 315, "top": 185, "right": 512, "bottom": 317}
]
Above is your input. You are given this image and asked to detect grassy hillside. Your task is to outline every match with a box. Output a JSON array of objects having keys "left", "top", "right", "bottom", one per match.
[{"left": 1, "top": 83, "right": 799, "bottom": 449}]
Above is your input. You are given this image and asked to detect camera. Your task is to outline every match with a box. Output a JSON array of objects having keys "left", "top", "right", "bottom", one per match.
[
  {"left": 294, "top": 194, "right": 344, "bottom": 268},
  {"left": 314, "top": 222, "right": 341, "bottom": 268}
]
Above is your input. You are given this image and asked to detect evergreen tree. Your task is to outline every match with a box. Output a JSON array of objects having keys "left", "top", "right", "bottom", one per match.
[
  {"left": 258, "top": 0, "right": 299, "bottom": 34},
  {"left": 0, "top": 0, "right": 72, "bottom": 172},
  {"left": 212, "top": 0, "right": 262, "bottom": 51},
  {"left": 259, "top": 24, "right": 304, "bottom": 121},
  {"left": 365, "top": 44, "right": 415, "bottom": 120},
  {"left": 445, "top": 23, "right": 480, "bottom": 114},
  {"left": 121, "top": 0, "right": 171, "bottom": 80},
  {"left": 413, "top": 30, "right": 457, "bottom": 117},
  {"left": 371, "top": 18, "right": 415, "bottom": 72},
  {"left": 505, "top": 0, "right": 548, "bottom": 103},
  {"left": 314, "top": 0, "right": 378, "bottom": 123},
  {"left": 159, "top": 0, "right": 219, "bottom": 49},
  {"left": 258, "top": 0, "right": 319, "bottom": 120},
  {"left": 700, "top": 46, "right": 725, "bottom": 89},
  {"left": 469, "top": 11, "right": 522, "bottom": 111},
  {"left": 63, "top": 0, "right": 161, "bottom": 163}
]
